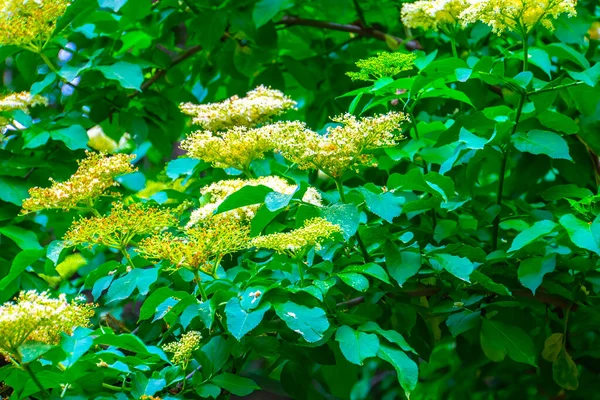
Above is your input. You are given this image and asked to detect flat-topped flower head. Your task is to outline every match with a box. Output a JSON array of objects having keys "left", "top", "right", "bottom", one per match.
[
  {"left": 274, "top": 112, "right": 408, "bottom": 178},
  {"left": 459, "top": 0, "right": 577, "bottom": 34},
  {"left": 0, "top": 91, "right": 48, "bottom": 112},
  {"left": 63, "top": 202, "right": 178, "bottom": 249},
  {"left": 401, "top": 0, "right": 470, "bottom": 32},
  {"left": 0, "top": 0, "right": 71, "bottom": 49},
  {"left": 136, "top": 218, "right": 250, "bottom": 273},
  {"left": 0, "top": 291, "right": 95, "bottom": 360},
  {"left": 22, "top": 151, "right": 136, "bottom": 212},
  {"left": 179, "top": 85, "right": 296, "bottom": 131},
  {"left": 347, "top": 52, "right": 417, "bottom": 81},
  {"left": 163, "top": 331, "right": 202, "bottom": 368},
  {"left": 187, "top": 176, "right": 322, "bottom": 228},
  {"left": 180, "top": 125, "right": 275, "bottom": 172},
  {"left": 250, "top": 217, "right": 342, "bottom": 257}
]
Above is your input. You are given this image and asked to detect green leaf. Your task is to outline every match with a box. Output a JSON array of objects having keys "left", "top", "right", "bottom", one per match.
[
  {"left": 335, "top": 325, "right": 380, "bottom": 365},
  {"left": 553, "top": 348, "right": 579, "bottom": 391},
  {"left": 211, "top": 373, "right": 259, "bottom": 397},
  {"left": 470, "top": 270, "right": 512, "bottom": 296},
  {"left": 0, "top": 249, "right": 43, "bottom": 290},
  {"left": 377, "top": 344, "right": 418, "bottom": 397},
  {"left": 384, "top": 243, "right": 421, "bottom": 286},
  {"left": 342, "top": 263, "right": 391, "bottom": 284},
  {"left": 540, "top": 184, "right": 592, "bottom": 201},
  {"left": 274, "top": 302, "right": 330, "bottom": 343},
  {"left": 508, "top": 220, "right": 557, "bottom": 253},
  {"left": 225, "top": 298, "right": 270, "bottom": 341},
  {"left": 217, "top": 185, "right": 272, "bottom": 214},
  {"left": 566, "top": 63, "right": 600, "bottom": 87},
  {"left": 196, "top": 383, "right": 221, "bottom": 398},
  {"left": 252, "top": 0, "right": 292, "bottom": 28},
  {"left": 559, "top": 214, "right": 600, "bottom": 255},
  {"left": 322, "top": 204, "right": 360, "bottom": 240},
  {"left": 0, "top": 177, "right": 29, "bottom": 206},
  {"left": 431, "top": 253, "right": 475, "bottom": 282},
  {"left": 537, "top": 110, "right": 578, "bottom": 134},
  {"left": 18, "top": 342, "right": 54, "bottom": 363},
  {"left": 446, "top": 310, "right": 481, "bottom": 337},
  {"left": 338, "top": 272, "right": 369, "bottom": 292},
  {"left": 388, "top": 169, "right": 455, "bottom": 201},
  {"left": 165, "top": 158, "right": 201, "bottom": 179},
  {"left": 139, "top": 287, "right": 193, "bottom": 321},
  {"left": 359, "top": 188, "right": 402, "bottom": 223},
  {"left": 480, "top": 318, "right": 537, "bottom": 366},
  {"left": 359, "top": 321, "right": 415, "bottom": 353},
  {"left": 96, "top": 61, "right": 144, "bottom": 91},
  {"left": 0, "top": 226, "right": 42, "bottom": 250},
  {"left": 50, "top": 125, "right": 89, "bottom": 150},
  {"left": 518, "top": 256, "right": 556, "bottom": 295},
  {"left": 545, "top": 43, "right": 590, "bottom": 69},
  {"left": 106, "top": 268, "right": 158, "bottom": 303},
  {"left": 542, "top": 333, "right": 564, "bottom": 362},
  {"left": 419, "top": 87, "right": 473, "bottom": 106},
  {"left": 512, "top": 130, "right": 571, "bottom": 160}
]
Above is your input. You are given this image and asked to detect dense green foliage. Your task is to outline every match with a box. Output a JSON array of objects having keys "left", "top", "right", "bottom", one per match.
[{"left": 1, "top": 0, "right": 600, "bottom": 399}]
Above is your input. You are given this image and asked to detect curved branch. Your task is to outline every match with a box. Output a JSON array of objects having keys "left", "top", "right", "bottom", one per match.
[{"left": 277, "top": 16, "right": 421, "bottom": 51}]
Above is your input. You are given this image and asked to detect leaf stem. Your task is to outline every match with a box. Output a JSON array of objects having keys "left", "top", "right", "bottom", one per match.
[
  {"left": 119, "top": 247, "right": 135, "bottom": 269},
  {"left": 297, "top": 258, "right": 305, "bottom": 287},
  {"left": 193, "top": 269, "right": 208, "bottom": 302},
  {"left": 527, "top": 81, "right": 584, "bottom": 96}
]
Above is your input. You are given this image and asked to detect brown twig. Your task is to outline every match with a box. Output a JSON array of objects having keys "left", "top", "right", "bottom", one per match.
[
  {"left": 277, "top": 16, "right": 422, "bottom": 51},
  {"left": 128, "top": 45, "right": 203, "bottom": 98}
]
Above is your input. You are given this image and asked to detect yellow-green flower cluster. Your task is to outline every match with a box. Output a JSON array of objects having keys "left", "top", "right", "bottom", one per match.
[
  {"left": 179, "top": 85, "right": 296, "bottom": 131},
  {"left": 250, "top": 217, "right": 342, "bottom": 256},
  {"left": 0, "top": 0, "right": 70, "bottom": 49},
  {"left": 136, "top": 218, "right": 250, "bottom": 273},
  {"left": 180, "top": 126, "right": 274, "bottom": 172},
  {"left": 187, "top": 176, "right": 322, "bottom": 227},
  {"left": 63, "top": 203, "right": 178, "bottom": 249},
  {"left": 273, "top": 112, "right": 408, "bottom": 178},
  {"left": 22, "top": 152, "right": 136, "bottom": 212},
  {"left": 459, "top": 0, "right": 577, "bottom": 34},
  {"left": 0, "top": 291, "right": 95, "bottom": 361},
  {"left": 163, "top": 331, "right": 202, "bottom": 368},
  {"left": 401, "top": 0, "right": 469, "bottom": 32},
  {"left": 346, "top": 52, "right": 417, "bottom": 81},
  {"left": 0, "top": 91, "right": 48, "bottom": 112}
]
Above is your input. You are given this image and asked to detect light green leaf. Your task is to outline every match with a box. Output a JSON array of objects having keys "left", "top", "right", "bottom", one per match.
[
  {"left": 274, "top": 302, "right": 329, "bottom": 343},
  {"left": 518, "top": 256, "right": 556, "bottom": 294},
  {"left": 480, "top": 318, "right": 537, "bottom": 366},
  {"left": 50, "top": 125, "right": 89, "bottom": 150},
  {"left": 512, "top": 130, "right": 571, "bottom": 160},
  {"left": 335, "top": 325, "right": 380, "bottom": 365},
  {"left": 225, "top": 298, "right": 270, "bottom": 341},
  {"left": 359, "top": 321, "right": 415, "bottom": 353},
  {"left": 342, "top": 263, "right": 391, "bottom": 284},
  {"left": 377, "top": 344, "right": 419, "bottom": 397},
  {"left": 537, "top": 110, "right": 578, "bottom": 134},
  {"left": 359, "top": 188, "right": 402, "bottom": 223},
  {"left": 470, "top": 270, "right": 512, "bottom": 296},
  {"left": 0, "top": 177, "right": 29, "bottom": 206},
  {"left": 0, "top": 226, "right": 42, "bottom": 250},
  {"left": 96, "top": 61, "right": 144, "bottom": 91},
  {"left": 508, "top": 220, "right": 557, "bottom": 253},
  {"left": 540, "top": 185, "right": 592, "bottom": 201},
  {"left": 0, "top": 249, "right": 44, "bottom": 290},
  {"left": 446, "top": 310, "right": 481, "bottom": 337},
  {"left": 384, "top": 243, "right": 421, "bottom": 287},
  {"left": 431, "top": 253, "right": 475, "bottom": 282},
  {"left": 542, "top": 333, "right": 564, "bottom": 362},
  {"left": 559, "top": 214, "right": 600, "bottom": 255},
  {"left": 338, "top": 272, "right": 369, "bottom": 292},
  {"left": 252, "top": 0, "right": 293, "bottom": 28}
]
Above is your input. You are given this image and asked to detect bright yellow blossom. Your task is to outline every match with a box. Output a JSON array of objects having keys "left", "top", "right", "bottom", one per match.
[
  {"left": 347, "top": 52, "right": 417, "bottom": 81},
  {"left": 401, "top": 0, "right": 469, "bottom": 32},
  {"left": 459, "top": 0, "right": 577, "bottom": 34},
  {"left": 273, "top": 112, "right": 408, "bottom": 178},
  {"left": 180, "top": 126, "right": 274, "bottom": 172},
  {"left": 187, "top": 176, "right": 322, "bottom": 227},
  {"left": 63, "top": 202, "right": 178, "bottom": 249},
  {"left": 251, "top": 218, "right": 342, "bottom": 256},
  {"left": 136, "top": 218, "right": 250, "bottom": 274},
  {"left": 22, "top": 152, "right": 136, "bottom": 212},
  {"left": 0, "top": 91, "right": 48, "bottom": 112},
  {"left": 0, "top": 291, "right": 95, "bottom": 361},
  {"left": 179, "top": 85, "right": 296, "bottom": 131},
  {"left": 163, "top": 331, "right": 202, "bottom": 368},
  {"left": 0, "top": 0, "right": 71, "bottom": 49}
]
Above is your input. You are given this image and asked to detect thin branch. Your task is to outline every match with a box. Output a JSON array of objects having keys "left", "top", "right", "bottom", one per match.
[
  {"left": 129, "top": 45, "right": 202, "bottom": 98},
  {"left": 277, "top": 16, "right": 421, "bottom": 51},
  {"left": 351, "top": 0, "right": 367, "bottom": 27}
]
